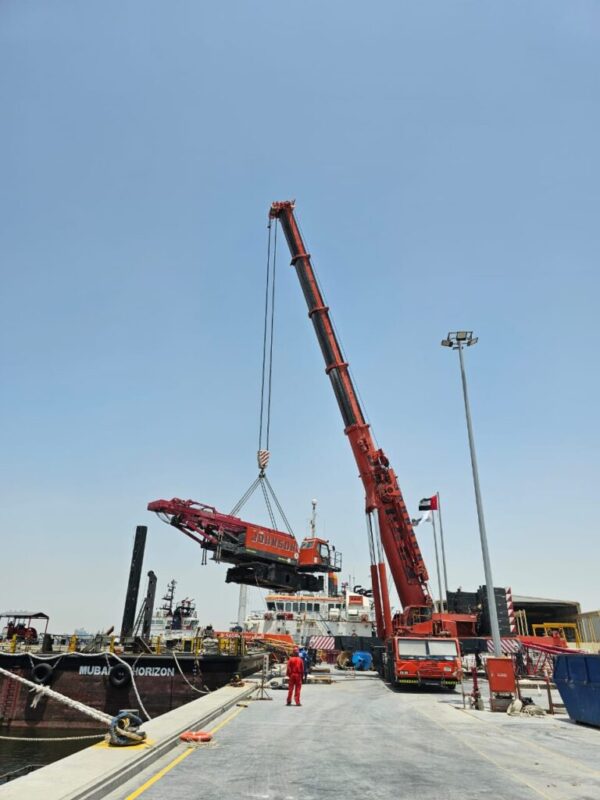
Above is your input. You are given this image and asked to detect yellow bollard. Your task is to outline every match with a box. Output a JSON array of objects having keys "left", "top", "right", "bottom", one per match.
[
  {"left": 109, "top": 636, "right": 115, "bottom": 654},
  {"left": 68, "top": 635, "right": 78, "bottom": 653},
  {"left": 10, "top": 635, "right": 17, "bottom": 654},
  {"left": 155, "top": 635, "right": 162, "bottom": 655}
]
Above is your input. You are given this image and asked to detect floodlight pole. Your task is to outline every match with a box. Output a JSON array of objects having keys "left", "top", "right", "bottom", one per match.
[{"left": 445, "top": 333, "right": 502, "bottom": 657}]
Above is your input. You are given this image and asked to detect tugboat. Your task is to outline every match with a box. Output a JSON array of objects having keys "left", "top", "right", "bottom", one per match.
[{"left": 149, "top": 580, "right": 202, "bottom": 642}]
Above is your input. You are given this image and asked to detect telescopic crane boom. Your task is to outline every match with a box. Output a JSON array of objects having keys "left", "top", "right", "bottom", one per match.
[{"left": 269, "top": 201, "right": 432, "bottom": 639}]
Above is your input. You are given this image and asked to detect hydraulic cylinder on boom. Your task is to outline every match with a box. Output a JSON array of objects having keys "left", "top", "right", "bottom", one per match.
[{"left": 269, "top": 201, "right": 433, "bottom": 639}]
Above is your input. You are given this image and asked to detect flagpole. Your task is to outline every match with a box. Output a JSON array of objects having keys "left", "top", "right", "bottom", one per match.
[
  {"left": 436, "top": 492, "right": 449, "bottom": 608},
  {"left": 431, "top": 512, "right": 444, "bottom": 614}
]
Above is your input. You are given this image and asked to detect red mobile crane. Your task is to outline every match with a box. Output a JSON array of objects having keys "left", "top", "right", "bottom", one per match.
[
  {"left": 269, "top": 201, "right": 474, "bottom": 686},
  {"left": 148, "top": 497, "right": 341, "bottom": 593}
]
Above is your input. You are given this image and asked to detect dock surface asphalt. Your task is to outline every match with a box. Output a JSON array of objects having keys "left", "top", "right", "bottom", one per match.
[{"left": 106, "top": 674, "right": 600, "bottom": 800}]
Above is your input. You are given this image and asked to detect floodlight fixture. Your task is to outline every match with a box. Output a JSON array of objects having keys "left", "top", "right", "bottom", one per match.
[{"left": 441, "top": 331, "right": 477, "bottom": 350}]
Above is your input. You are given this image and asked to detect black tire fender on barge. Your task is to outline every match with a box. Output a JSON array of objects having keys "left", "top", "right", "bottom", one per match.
[
  {"left": 31, "top": 662, "right": 54, "bottom": 685},
  {"left": 109, "top": 664, "right": 132, "bottom": 689}
]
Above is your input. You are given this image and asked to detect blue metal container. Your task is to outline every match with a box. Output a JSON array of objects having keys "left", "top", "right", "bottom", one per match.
[
  {"left": 554, "top": 653, "right": 600, "bottom": 727},
  {"left": 351, "top": 651, "right": 373, "bottom": 671}
]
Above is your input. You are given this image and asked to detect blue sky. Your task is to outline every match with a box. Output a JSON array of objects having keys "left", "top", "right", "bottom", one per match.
[{"left": 1, "top": 1, "right": 599, "bottom": 632}]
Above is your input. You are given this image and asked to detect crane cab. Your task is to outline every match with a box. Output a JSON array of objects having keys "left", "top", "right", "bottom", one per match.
[{"left": 297, "top": 537, "right": 342, "bottom": 573}]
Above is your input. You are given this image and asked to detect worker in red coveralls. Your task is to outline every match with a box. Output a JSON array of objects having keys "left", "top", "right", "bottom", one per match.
[{"left": 286, "top": 648, "right": 304, "bottom": 706}]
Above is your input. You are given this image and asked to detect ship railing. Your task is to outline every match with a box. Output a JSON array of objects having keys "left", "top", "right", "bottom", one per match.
[{"left": 146, "top": 633, "right": 248, "bottom": 657}]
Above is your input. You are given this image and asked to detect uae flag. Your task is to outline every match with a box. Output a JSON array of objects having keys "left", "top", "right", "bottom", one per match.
[{"left": 418, "top": 495, "right": 438, "bottom": 511}]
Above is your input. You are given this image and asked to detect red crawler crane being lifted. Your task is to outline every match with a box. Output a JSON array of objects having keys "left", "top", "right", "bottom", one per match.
[
  {"left": 269, "top": 201, "right": 474, "bottom": 687},
  {"left": 147, "top": 497, "right": 341, "bottom": 593}
]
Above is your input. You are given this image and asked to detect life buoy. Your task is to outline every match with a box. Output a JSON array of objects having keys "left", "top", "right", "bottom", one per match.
[
  {"left": 180, "top": 730, "right": 212, "bottom": 743},
  {"left": 109, "top": 664, "right": 132, "bottom": 689},
  {"left": 31, "top": 662, "right": 54, "bottom": 685}
]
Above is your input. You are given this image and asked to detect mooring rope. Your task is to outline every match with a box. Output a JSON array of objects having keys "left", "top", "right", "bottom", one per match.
[
  {"left": 0, "top": 664, "right": 147, "bottom": 746},
  {"left": 0, "top": 666, "right": 113, "bottom": 726},
  {"left": 3, "top": 650, "right": 153, "bottom": 722},
  {"left": 0, "top": 733, "right": 105, "bottom": 742},
  {"left": 170, "top": 651, "right": 210, "bottom": 694},
  {"left": 101, "top": 651, "right": 152, "bottom": 721}
]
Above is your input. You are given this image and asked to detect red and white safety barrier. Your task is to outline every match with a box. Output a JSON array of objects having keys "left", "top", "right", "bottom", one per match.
[
  {"left": 308, "top": 636, "right": 335, "bottom": 651},
  {"left": 506, "top": 586, "right": 516, "bottom": 633}
]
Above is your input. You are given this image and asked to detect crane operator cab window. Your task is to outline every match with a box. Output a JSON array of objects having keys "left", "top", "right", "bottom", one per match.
[{"left": 319, "top": 543, "right": 329, "bottom": 562}]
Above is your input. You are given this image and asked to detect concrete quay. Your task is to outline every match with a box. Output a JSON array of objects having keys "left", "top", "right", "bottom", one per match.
[
  {"left": 108, "top": 673, "right": 600, "bottom": 800},
  {"left": 4, "top": 673, "right": 600, "bottom": 799},
  {"left": 0, "top": 682, "right": 256, "bottom": 800}
]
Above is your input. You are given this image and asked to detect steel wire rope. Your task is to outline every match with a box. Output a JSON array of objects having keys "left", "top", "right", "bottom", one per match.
[
  {"left": 230, "top": 215, "right": 293, "bottom": 541},
  {"left": 230, "top": 476, "right": 261, "bottom": 517},
  {"left": 258, "top": 220, "right": 273, "bottom": 452},
  {"left": 259, "top": 479, "right": 277, "bottom": 529},
  {"left": 265, "top": 220, "right": 277, "bottom": 450},
  {"left": 263, "top": 475, "right": 294, "bottom": 535}
]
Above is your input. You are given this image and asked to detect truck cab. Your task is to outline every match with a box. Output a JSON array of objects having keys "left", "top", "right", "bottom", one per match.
[{"left": 384, "top": 636, "right": 462, "bottom": 688}]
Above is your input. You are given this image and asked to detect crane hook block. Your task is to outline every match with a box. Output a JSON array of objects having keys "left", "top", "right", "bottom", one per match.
[{"left": 257, "top": 450, "right": 270, "bottom": 471}]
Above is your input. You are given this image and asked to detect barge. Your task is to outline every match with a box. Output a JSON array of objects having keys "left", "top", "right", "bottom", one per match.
[{"left": 0, "top": 646, "right": 263, "bottom": 729}]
